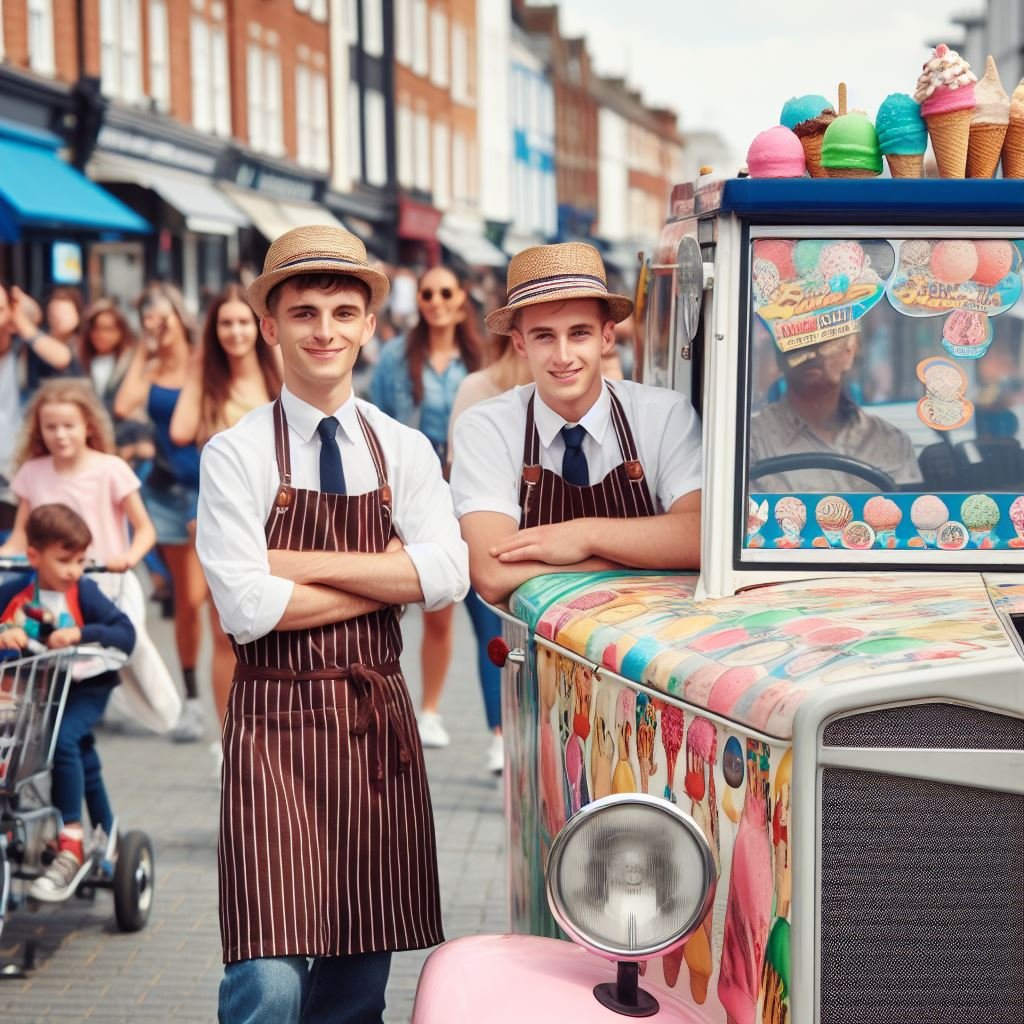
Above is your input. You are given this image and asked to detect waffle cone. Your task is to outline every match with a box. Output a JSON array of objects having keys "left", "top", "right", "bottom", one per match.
[
  {"left": 799, "top": 133, "right": 827, "bottom": 178},
  {"left": 926, "top": 107, "right": 972, "bottom": 178},
  {"left": 967, "top": 122, "right": 1008, "bottom": 178},
  {"left": 1002, "top": 120, "right": 1024, "bottom": 178},
  {"left": 824, "top": 166, "right": 877, "bottom": 178},
  {"left": 885, "top": 153, "right": 924, "bottom": 178}
]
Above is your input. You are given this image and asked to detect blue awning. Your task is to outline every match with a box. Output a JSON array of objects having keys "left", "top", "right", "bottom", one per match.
[{"left": 0, "top": 119, "right": 150, "bottom": 242}]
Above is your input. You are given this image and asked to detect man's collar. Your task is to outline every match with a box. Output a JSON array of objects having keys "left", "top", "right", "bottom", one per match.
[
  {"left": 281, "top": 384, "right": 358, "bottom": 444},
  {"left": 533, "top": 379, "right": 611, "bottom": 450}
]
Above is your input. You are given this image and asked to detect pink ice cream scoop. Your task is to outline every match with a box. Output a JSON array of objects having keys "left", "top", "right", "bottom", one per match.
[
  {"left": 864, "top": 496, "right": 903, "bottom": 532},
  {"left": 915, "top": 43, "right": 978, "bottom": 116},
  {"left": 746, "top": 126, "right": 807, "bottom": 178},
  {"left": 911, "top": 494, "right": 949, "bottom": 531},
  {"left": 944, "top": 309, "right": 988, "bottom": 348},
  {"left": 930, "top": 240, "right": 979, "bottom": 284},
  {"left": 1010, "top": 496, "right": 1024, "bottom": 537}
]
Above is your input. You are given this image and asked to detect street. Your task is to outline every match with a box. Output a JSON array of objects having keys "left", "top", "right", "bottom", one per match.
[{"left": 0, "top": 602, "right": 506, "bottom": 1023}]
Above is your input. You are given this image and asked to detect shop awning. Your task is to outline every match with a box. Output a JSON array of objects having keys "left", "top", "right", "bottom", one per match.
[
  {"left": 438, "top": 216, "right": 506, "bottom": 267},
  {"left": 219, "top": 184, "right": 346, "bottom": 241},
  {"left": 0, "top": 120, "right": 149, "bottom": 243},
  {"left": 91, "top": 153, "right": 248, "bottom": 236},
  {"left": 502, "top": 230, "right": 546, "bottom": 259}
]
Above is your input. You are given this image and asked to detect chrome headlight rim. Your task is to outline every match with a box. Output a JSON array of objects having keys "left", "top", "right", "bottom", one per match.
[{"left": 544, "top": 792, "right": 717, "bottom": 961}]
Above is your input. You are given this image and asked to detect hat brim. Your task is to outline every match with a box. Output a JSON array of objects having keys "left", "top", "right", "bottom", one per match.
[
  {"left": 485, "top": 289, "right": 634, "bottom": 335},
  {"left": 248, "top": 261, "right": 391, "bottom": 319}
]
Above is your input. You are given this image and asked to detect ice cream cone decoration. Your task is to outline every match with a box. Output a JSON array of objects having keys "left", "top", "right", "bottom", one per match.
[
  {"left": 967, "top": 56, "right": 1009, "bottom": 178},
  {"left": 1003, "top": 78, "right": 1024, "bottom": 178},
  {"left": 782, "top": 94, "right": 836, "bottom": 178},
  {"left": 876, "top": 93, "right": 927, "bottom": 177},
  {"left": 915, "top": 44, "right": 977, "bottom": 178},
  {"left": 822, "top": 83, "right": 882, "bottom": 177}
]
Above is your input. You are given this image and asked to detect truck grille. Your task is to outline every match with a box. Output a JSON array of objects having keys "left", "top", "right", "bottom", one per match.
[{"left": 819, "top": 706, "right": 1024, "bottom": 1024}]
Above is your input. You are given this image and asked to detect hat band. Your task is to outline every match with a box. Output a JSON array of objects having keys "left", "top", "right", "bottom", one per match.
[
  {"left": 271, "top": 254, "right": 369, "bottom": 274},
  {"left": 506, "top": 272, "right": 608, "bottom": 307}
]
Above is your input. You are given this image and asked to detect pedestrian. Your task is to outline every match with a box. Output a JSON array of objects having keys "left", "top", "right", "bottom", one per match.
[
  {"left": 0, "top": 503, "right": 136, "bottom": 901},
  {"left": 169, "top": 282, "right": 282, "bottom": 724},
  {"left": 114, "top": 283, "right": 208, "bottom": 742},
  {"left": 195, "top": 225, "right": 468, "bottom": 1024},
  {"left": 78, "top": 299, "right": 156, "bottom": 464},
  {"left": 370, "top": 264, "right": 482, "bottom": 748},
  {"left": 446, "top": 329, "right": 533, "bottom": 773},
  {"left": 450, "top": 242, "right": 703, "bottom": 608}
]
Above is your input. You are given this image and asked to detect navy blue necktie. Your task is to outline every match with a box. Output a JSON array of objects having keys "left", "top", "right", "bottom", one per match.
[
  {"left": 561, "top": 425, "right": 589, "bottom": 487},
  {"left": 317, "top": 416, "right": 346, "bottom": 495}
]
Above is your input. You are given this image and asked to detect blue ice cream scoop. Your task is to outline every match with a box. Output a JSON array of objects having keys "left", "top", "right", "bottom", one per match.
[
  {"left": 780, "top": 94, "right": 833, "bottom": 130},
  {"left": 875, "top": 93, "right": 927, "bottom": 155}
]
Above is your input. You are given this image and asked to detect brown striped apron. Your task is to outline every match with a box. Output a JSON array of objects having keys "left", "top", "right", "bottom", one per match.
[
  {"left": 519, "top": 384, "right": 657, "bottom": 528},
  {"left": 218, "top": 398, "right": 443, "bottom": 965}
]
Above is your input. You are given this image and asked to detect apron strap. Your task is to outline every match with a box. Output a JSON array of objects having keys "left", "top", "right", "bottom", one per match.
[
  {"left": 607, "top": 383, "right": 647, "bottom": 486},
  {"left": 272, "top": 398, "right": 292, "bottom": 486},
  {"left": 348, "top": 665, "right": 413, "bottom": 781},
  {"left": 356, "top": 409, "right": 392, "bottom": 509},
  {"left": 520, "top": 393, "right": 542, "bottom": 487}
]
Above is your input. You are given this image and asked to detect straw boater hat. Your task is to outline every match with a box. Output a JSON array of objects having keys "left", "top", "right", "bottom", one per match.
[
  {"left": 486, "top": 242, "right": 633, "bottom": 335},
  {"left": 246, "top": 225, "right": 391, "bottom": 319}
]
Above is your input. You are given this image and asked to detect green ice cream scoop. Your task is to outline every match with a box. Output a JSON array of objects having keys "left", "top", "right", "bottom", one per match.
[{"left": 821, "top": 113, "right": 883, "bottom": 173}]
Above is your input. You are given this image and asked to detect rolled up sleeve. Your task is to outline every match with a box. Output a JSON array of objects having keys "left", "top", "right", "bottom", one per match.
[
  {"left": 196, "top": 440, "right": 293, "bottom": 644},
  {"left": 393, "top": 432, "right": 469, "bottom": 611}
]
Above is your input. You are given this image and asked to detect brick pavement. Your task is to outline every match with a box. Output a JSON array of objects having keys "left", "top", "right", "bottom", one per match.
[{"left": 0, "top": 603, "right": 507, "bottom": 1023}]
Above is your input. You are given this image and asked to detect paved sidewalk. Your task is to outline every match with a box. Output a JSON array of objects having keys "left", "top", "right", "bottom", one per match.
[{"left": 0, "top": 604, "right": 506, "bottom": 1023}]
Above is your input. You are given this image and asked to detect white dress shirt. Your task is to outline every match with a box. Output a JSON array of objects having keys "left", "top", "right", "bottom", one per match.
[
  {"left": 197, "top": 386, "right": 469, "bottom": 644},
  {"left": 450, "top": 379, "right": 702, "bottom": 523}
]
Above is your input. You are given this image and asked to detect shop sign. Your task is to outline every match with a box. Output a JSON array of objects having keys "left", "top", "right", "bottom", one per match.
[
  {"left": 51, "top": 241, "right": 83, "bottom": 284},
  {"left": 96, "top": 125, "right": 217, "bottom": 176},
  {"left": 233, "top": 161, "right": 318, "bottom": 203}
]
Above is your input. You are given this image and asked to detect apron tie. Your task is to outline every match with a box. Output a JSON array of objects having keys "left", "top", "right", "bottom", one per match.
[{"left": 348, "top": 665, "right": 413, "bottom": 781}]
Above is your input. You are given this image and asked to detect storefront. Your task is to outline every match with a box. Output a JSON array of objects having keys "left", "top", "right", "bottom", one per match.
[
  {"left": 0, "top": 118, "right": 149, "bottom": 301},
  {"left": 436, "top": 212, "right": 507, "bottom": 271},
  {"left": 396, "top": 195, "right": 443, "bottom": 270}
]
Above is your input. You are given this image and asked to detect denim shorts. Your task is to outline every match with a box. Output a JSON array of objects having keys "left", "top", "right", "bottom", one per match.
[{"left": 141, "top": 481, "right": 199, "bottom": 545}]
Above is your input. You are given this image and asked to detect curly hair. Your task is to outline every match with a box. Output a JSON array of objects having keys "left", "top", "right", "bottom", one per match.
[{"left": 14, "top": 378, "right": 115, "bottom": 469}]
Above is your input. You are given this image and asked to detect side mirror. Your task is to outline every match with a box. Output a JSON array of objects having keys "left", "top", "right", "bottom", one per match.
[{"left": 674, "top": 236, "right": 704, "bottom": 359}]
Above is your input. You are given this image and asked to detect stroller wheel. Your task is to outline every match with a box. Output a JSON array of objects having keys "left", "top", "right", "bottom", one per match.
[{"left": 113, "top": 831, "right": 154, "bottom": 932}]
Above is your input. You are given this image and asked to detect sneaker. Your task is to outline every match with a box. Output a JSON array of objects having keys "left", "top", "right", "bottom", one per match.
[
  {"left": 486, "top": 734, "right": 504, "bottom": 775},
  {"left": 417, "top": 711, "right": 450, "bottom": 749},
  {"left": 170, "top": 698, "right": 205, "bottom": 743},
  {"left": 29, "top": 849, "right": 90, "bottom": 903}
]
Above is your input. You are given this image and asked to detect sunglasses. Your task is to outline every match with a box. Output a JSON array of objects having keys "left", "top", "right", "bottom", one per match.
[
  {"left": 783, "top": 336, "right": 850, "bottom": 368},
  {"left": 420, "top": 287, "right": 454, "bottom": 302}
]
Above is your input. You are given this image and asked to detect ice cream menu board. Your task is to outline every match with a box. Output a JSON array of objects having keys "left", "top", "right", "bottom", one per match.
[{"left": 747, "top": 493, "right": 1024, "bottom": 551}]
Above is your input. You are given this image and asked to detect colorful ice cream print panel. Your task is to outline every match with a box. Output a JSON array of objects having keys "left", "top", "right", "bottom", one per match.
[
  {"left": 887, "top": 239, "right": 1022, "bottom": 317},
  {"left": 532, "top": 648, "right": 793, "bottom": 1023},
  {"left": 510, "top": 572, "right": 1012, "bottom": 740},
  {"left": 753, "top": 239, "right": 895, "bottom": 352},
  {"left": 747, "top": 493, "right": 1023, "bottom": 551}
]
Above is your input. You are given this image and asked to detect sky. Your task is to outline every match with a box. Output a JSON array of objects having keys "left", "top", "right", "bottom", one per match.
[{"left": 538, "top": 0, "right": 972, "bottom": 169}]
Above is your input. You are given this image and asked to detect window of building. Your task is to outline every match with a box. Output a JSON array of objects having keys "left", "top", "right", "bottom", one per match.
[
  {"left": 296, "top": 64, "right": 312, "bottom": 167},
  {"left": 190, "top": 16, "right": 212, "bottom": 131},
  {"left": 246, "top": 42, "right": 263, "bottom": 151},
  {"left": 468, "top": 137, "right": 478, "bottom": 203},
  {"left": 412, "top": 0, "right": 428, "bottom": 76},
  {"left": 365, "top": 88, "right": 387, "bottom": 187},
  {"left": 265, "top": 51, "right": 283, "bottom": 156},
  {"left": 414, "top": 109, "right": 430, "bottom": 192},
  {"left": 429, "top": 8, "right": 448, "bottom": 87},
  {"left": 310, "top": 0, "right": 327, "bottom": 20},
  {"left": 312, "top": 72, "right": 329, "bottom": 172},
  {"left": 348, "top": 81, "right": 363, "bottom": 182},
  {"left": 362, "top": 0, "right": 383, "bottom": 57},
  {"left": 294, "top": 0, "right": 310, "bottom": 11},
  {"left": 395, "top": 0, "right": 412, "bottom": 66},
  {"left": 211, "top": 25, "right": 230, "bottom": 136},
  {"left": 346, "top": 0, "right": 358, "bottom": 46},
  {"left": 450, "top": 22, "right": 467, "bottom": 103},
  {"left": 246, "top": 41, "right": 282, "bottom": 156},
  {"left": 451, "top": 131, "right": 467, "bottom": 206},
  {"left": 432, "top": 121, "right": 450, "bottom": 209},
  {"left": 396, "top": 103, "right": 414, "bottom": 188},
  {"left": 148, "top": 0, "right": 170, "bottom": 111},
  {"left": 27, "top": 0, "right": 54, "bottom": 74}
]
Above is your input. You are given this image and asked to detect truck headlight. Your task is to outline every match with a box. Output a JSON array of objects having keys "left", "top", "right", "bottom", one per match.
[{"left": 545, "top": 793, "right": 716, "bottom": 961}]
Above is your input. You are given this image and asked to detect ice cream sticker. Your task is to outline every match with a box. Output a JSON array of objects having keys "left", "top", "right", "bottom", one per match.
[
  {"left": 888, "top": 238, "right": 1022, "bottom": 317},
  {"left": 916, "top": 356, "right": 974, "bottom": 430},
  {"left": 942, "top": 308, "right": 993, "bottom": 359},
  {"left": 753, "top": 239, "right": 894, "bottom": 352}
]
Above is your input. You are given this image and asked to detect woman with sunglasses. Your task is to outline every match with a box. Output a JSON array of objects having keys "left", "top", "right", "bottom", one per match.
[{"left": 371, "top": 265, "right": 483, "bottom": 749}]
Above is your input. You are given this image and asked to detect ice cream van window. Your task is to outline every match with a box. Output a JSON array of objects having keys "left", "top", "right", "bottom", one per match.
[
  {"left": 644, "top": 266, "right": 673, "bottom": 389},
  {"left": 742, "top": 237, "right": 1024, "bottom": 559}
]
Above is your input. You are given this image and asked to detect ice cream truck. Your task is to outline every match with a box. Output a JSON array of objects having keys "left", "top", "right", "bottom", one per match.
[{"left": 412, "top": 179, "right": 1024, "bottom": 1024}]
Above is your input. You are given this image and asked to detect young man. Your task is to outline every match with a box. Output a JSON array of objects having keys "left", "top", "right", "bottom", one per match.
[
  {"left": 0, "top": 504, "right": 135, "bottom": 901},
  {"left": 450, "top": 242, "right": 702, "bottom": 606},
  {"left": 195, "top": 226, "right": 468, "bottom": 1024}
]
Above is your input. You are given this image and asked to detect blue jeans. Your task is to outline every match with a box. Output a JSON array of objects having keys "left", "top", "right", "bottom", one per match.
[
  {"left": 464, "top": 587, "right": 502, "bottom": 730},
  {"left": 219, "top": 952, "right": 392, "bottom": 1024},
  {"left": 52, "top": 684, "right": 115, "bottom": 834}
]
